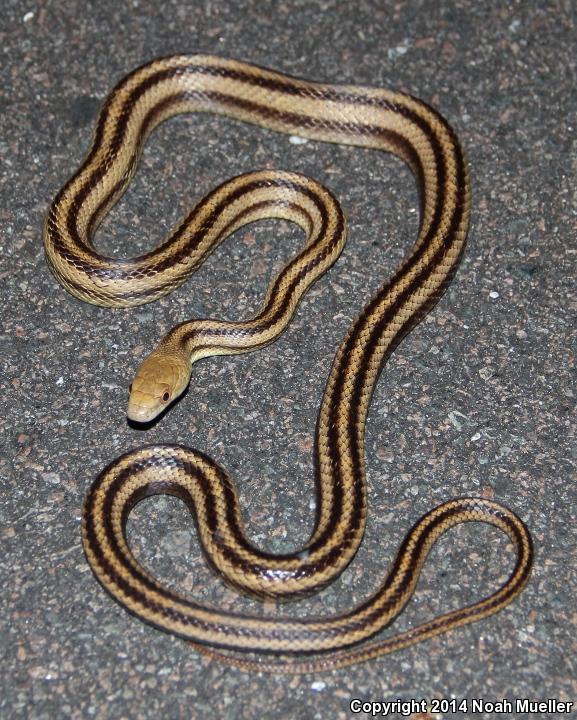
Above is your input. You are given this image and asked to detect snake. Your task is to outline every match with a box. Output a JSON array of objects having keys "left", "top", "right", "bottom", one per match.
[{"left": 43, "top": 55, "right": 533, "bottom": 673}]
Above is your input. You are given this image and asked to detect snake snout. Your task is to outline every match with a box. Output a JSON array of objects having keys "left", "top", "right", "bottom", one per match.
[{"left": 126, "top": 393, "right": 159, "bottom": 423}]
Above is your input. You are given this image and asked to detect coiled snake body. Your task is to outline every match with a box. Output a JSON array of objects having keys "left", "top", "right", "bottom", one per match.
[{"left": 43, "top": 55, "right": 532, "bottom": 673}]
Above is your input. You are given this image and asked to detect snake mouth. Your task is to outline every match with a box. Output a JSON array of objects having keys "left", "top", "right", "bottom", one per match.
[
  {"left": 127, "top": 407, "right": 156, "bottom": 423},
  {"left": 127, "top": 405, "right": 159, "bottom": 424}
]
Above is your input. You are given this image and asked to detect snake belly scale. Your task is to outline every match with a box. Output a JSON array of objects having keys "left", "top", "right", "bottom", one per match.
[{"left": 43, "top": 55, "right": 533, "bottom": 673}]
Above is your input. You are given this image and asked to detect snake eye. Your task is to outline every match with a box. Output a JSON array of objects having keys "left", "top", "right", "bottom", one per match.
[
  {"left": 128, "top": 383, "right": 132, "bottom": 393},
  {"left": 162, "top": 391, "right": 170, "bottom": 403}
]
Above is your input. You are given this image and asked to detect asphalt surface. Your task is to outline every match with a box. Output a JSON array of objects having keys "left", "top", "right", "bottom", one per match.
[{"left": 1, "top": 1, "right": 575, "bottom": 718}]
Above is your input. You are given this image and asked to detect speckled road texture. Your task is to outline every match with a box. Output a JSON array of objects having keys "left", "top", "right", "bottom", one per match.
[{"left": 1, "top": 1, "right": 575, "bottom": 719}]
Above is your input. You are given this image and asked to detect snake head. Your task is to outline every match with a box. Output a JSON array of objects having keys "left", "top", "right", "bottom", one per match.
[{"left": 127, "top": 349, "right": 191, "bottom": 423}]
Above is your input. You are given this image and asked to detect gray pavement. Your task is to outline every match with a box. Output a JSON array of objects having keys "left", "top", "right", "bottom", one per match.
[{"left": 1, "top": 1, "right": 575, "bottom": 718}]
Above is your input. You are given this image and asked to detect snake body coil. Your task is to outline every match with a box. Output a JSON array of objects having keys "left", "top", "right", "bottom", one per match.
[{"left": 43, "top": 55, "right": 532, "bottom": 672}]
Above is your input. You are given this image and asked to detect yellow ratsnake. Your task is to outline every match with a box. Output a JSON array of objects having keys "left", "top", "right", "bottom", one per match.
[{"left": 43, "top": 55, "right": 533, "bottom": 673}]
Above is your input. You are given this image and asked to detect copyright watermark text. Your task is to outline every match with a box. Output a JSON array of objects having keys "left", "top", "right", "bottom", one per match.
[{"left": 349, "top": 697, "right": 574, "bottom": 716}]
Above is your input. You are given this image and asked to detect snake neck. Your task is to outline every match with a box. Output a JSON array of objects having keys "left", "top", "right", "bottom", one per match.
[{"left": 163, "top": 318, "right": 275, "bottom": 364}]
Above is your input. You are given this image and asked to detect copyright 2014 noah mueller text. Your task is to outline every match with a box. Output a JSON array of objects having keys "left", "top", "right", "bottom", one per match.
[{"left": 349, "top": 698, "right": 574, "bottom": 716}]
